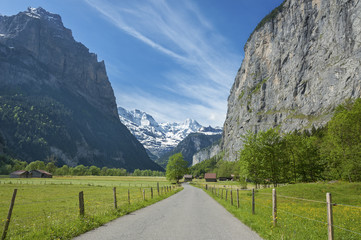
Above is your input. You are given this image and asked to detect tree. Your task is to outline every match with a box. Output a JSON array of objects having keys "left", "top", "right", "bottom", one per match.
[
  {"left": 239, "top": 129, "right": 286, "bottom": 187},
  {"left": 26, "top": 160, "right": 46, "bottom": 171},
  {"left": 87, "top": 166, "right": 101, "bottom": 176},
  {"left": 133, "top": 169, "right": 141, "bottom": 176},
  {"left": 71, "top": 165, "right": 87, "bottom": 176},
  {"left": 166, "top": 153, "right": 188, "bottom": 183},
  {"left": 55, "top": 165, "right": 69, "bottom": 176},
  {"left": 12, "top": 159, "right": 27, "bottom": 171},
  {"left": 321, "top": 99, "right": 361, "bottom": 181},
  {"left": 45, "top": 162, "right": 57, "bottom": 174},
  {"left": 216, "top": 160, "right": 237, "bottom": 178},
  {"left": 100, "top": 167, "right": 109, "bottom": 176},
  {"left": 284, "top": 132, "right": 323, "bottom": 182}
]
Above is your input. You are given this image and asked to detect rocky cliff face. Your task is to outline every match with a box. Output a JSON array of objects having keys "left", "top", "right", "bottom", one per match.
[
  {"left": 156, "top": 133, "right": 222, "bottom": 168},
  {"left": 0, "top": 7, "right": 117, "bottom": 118},
  {"left": 192, "top": 143, "right": 221, "bottom": 166},
  {"left": 222, "top": 0, "right": 361, "bottom": 162},
  {"left": 0, "top": 7, "right": 162, "bottom": 171}
]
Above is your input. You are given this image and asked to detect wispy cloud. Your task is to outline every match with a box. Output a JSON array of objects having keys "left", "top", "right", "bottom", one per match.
[
  {"left": 84, "top": 0, "right": 241, "bottom": 126},
  {"left": 114, "top": 87, "right": 226, "bottom": 127}
]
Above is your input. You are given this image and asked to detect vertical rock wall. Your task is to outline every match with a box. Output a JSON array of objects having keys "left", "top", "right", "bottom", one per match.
[{"left": 222, "top": 0, "right": 361, "bottom": 161}]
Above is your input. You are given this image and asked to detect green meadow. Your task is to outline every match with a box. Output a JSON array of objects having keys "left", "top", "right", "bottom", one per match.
[
  {"left": 194, "top": 181, "right": 361, "bottom": 240},
  {"left": 0, "top": 176, "right": 181, "bottom": 240}
]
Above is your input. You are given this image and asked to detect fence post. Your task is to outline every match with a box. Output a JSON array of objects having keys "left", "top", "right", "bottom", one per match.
[
  {"left": 151, "top": 187, "right": 153, "bottom": 199},
  {"left": 221, "top": 188, "right": 223, "bottom": 199},
  {"left": 113, "top": 187, "right": 117, "bottom": 209},
  {"left": 272, "top": 189, "right": 277, "bottom": 227},
  {"left": 230, "top": 190, "right": 233, "bottom": 206},
  {"left": 128, "top": 189, "right": 130, "bottom": 204},
  {"left": 252, "top": 188, "right": 255, "bottom": 214},
  {"left": 143, "top": 189, "right": 145, "bottom": 201},
  {"left": 1, "top": 189, "right": 17, "bottom": 240},
  {"left": 79, "top": 191, "right": 85, "bottom": 217},
  {"left": 205, "top": 184, "right": 208, "bottom": 190},
  {"left": 226, "top": 189, "right": 228, "bottom": 201},
  {"left": 157, "top": 182, "right": 159, "bottom": 196},
  {"left": 237, "top": 189, "right": 240, "bottom": 208},
  {"left": 326, "top": 193, "right": 334, "bottom": 240}
]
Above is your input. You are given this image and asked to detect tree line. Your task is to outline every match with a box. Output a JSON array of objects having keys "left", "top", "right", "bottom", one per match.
[
  {"left": 190, "top": 98, "right": 361, "bottom": 185},
  {"left": 0, "top": 157, "right": 165, "bottom": 177}
]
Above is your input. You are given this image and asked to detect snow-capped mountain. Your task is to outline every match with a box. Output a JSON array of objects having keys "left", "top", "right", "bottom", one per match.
[{"left": 118, "top": 107, "right": 222, "bottom": 160}]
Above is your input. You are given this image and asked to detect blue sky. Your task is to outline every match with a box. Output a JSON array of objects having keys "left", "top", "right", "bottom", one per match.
[{"left": 0, "top": 0, "right": 284, "bottom": 127}]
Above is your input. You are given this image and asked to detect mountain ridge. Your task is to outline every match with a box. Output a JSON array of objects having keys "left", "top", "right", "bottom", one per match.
[
  {"left": 0, "top": 7, "right": 162, "bottom": 171},
  {"left": 118, "top": 107, "right": 222, "bottom": 160}
]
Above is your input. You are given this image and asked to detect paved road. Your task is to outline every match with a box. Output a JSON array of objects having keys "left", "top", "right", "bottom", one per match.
[{"left": 74, "top": 183, "right": 262, "bottom": 240}]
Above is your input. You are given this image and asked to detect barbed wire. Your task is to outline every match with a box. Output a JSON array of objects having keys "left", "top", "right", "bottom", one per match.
[{"left": 333, "top": 203, "right": 361, "bottom": 209}]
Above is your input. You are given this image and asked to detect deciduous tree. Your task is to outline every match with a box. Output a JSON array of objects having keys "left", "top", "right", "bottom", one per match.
[{"left": 166, "top": 153, "right": 188, "bottom": 183}]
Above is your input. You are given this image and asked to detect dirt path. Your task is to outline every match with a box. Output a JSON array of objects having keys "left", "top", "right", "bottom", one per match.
[{"left": 73, "top": 183, "right": 262, "bottom": 240}]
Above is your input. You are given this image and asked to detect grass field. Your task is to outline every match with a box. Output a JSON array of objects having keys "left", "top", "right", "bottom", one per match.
[
  {"left": 0, "top": 176, "right": 171, "bottom": 187},
  {"left": 0, "top": 176, "right": 181, "bottom": 240},
  {"left": 193, "top": 181, "right": 361, "bottom": 240}
]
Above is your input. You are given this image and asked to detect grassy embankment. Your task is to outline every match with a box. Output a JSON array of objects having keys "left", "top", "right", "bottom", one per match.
[
  {"left": 193, "top": 180, "right": 361, "bottom": 240},
  {"left": 0, "top": 176, "right": 182, "bottom": 239}
]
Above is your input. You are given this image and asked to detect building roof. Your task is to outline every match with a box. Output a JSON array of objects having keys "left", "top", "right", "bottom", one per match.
[
  {"left": 184, "top": 175, "right": 193, "bottom": 178},
  {"left": 204, "top": 173, "right": 217, "bottom": 179},
  {"left": 10, "top": 170, "right": 28, "bottom": 175},
  {"left": 31, "top": 169, "right": 52, "bottom": 175}
]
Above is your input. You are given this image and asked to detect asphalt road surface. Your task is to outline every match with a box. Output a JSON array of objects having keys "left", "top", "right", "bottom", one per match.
[{"left": 74, "top": 183, "right": 262, "bottom": 240}]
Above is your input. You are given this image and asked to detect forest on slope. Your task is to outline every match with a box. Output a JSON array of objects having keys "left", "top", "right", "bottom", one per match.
[{"left": 191, "top": 99, "right": 361, "bottom": 184}]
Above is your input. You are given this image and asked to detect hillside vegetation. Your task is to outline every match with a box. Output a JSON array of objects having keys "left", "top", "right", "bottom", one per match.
[{"left": 192, "top": 99, "right": 361, "bottom": 185}]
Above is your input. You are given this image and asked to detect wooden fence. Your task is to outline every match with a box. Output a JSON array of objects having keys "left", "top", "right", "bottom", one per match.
[
  {"left": 200, "top": 184, "right": 361, "bottom": 240},
  {"left": 0, "top": 183, "right": 179, "bottom": 240}
]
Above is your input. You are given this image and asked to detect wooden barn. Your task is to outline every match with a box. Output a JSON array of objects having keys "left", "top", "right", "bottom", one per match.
[
  {"left": 183, "top": 175, "right": 193, "bottom": 182},
  {"left": 30, "top": 169, "right": 53, "bottom": 178},
  {"left": 10, "top": 170, "right": 30, "bottom": 178},
  {"left": 204, "top": 173, "right": 217, "bottom": 182}
]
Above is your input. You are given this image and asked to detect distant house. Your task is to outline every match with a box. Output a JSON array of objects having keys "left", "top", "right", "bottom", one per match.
[
  {"left": 183, "top": 175, "right": 193, "bottom": 182},
  {"left": 204, "top": 173, "right": 217, "bottom": 182},
  {"left": 10, "top": 170, "right": 30, "bottom": 178},
  {"left": 30, "top": 169, "right": 53, "bottom": 178}
]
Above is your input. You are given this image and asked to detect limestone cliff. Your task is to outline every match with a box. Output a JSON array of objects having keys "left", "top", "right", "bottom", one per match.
[
  {"left": 222, "top": 0, "right": 361, "bottom": 161},
  {"left": 192, "top": 143, "right": 221, "bottom": 166}
]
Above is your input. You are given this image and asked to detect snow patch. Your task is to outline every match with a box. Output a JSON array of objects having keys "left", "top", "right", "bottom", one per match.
[{"left": 117, "top": 107, "right": 222, "bottom": 158}]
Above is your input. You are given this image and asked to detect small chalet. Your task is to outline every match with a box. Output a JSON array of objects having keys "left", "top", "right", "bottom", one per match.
[
  {"left": 30, "top": 169, "right": 53, "bottom": 178},
  {"left": 183, "top": 175, "right": 193, "bottom": 182},
  {"left": 10, "top": 170, "right": 30, "bottom": 178},
  {"left": 204, "top": 173, "right": 217, "bottom": 182}
]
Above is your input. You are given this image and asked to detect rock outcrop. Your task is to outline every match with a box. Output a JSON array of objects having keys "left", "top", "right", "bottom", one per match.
[
  {"left": 192, "top": 143, "right": 221, "bottom": 166},
  {"left": 0, "top": 7, "right": 162, "bottom": 171},
  {"left": 222, "top": 0, "right": 361, "bottom": 161},
  {"left": 156, "top": 133, "right": 222, "bottom": 168}
]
